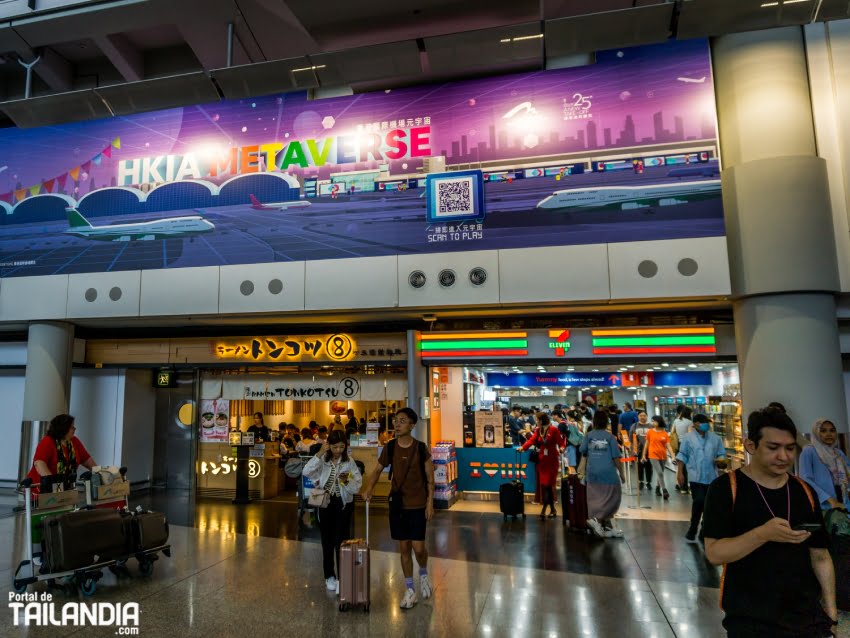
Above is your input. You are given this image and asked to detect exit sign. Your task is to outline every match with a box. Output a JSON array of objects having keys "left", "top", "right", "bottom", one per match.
[{"left": 153, "top": 370, "right": 175, "bottom": 388}]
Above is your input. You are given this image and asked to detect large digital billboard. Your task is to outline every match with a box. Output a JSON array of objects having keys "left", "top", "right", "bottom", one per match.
[{"left": 0, "top": 38, "right": 722, "bottom": 277}]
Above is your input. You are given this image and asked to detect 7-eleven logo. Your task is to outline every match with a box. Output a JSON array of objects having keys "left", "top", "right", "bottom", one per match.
[{"left": 547, "top": 329, "right": 571, "bottom": 357}]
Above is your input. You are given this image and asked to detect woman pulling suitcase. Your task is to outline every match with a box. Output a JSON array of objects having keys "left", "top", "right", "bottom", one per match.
[{"left": 302, "top": 430, "right": 363, "bottom": 592}]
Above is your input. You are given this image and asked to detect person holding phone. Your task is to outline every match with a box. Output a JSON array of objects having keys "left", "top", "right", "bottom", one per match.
[
  {"left": 703, "top": 407, "right": 837, "bottom": 638},
  {"left": 302, "top": 430, "right": 362, "bottom": 593}
]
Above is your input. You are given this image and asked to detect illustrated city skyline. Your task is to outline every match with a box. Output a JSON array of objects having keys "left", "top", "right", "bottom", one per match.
[{"left": 441, "top": 110, "right": 717, "bottom": 162}]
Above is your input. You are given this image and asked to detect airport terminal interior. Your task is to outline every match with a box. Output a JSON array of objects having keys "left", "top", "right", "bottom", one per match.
[{"left": 2, "top": 0, "right": 850, "bottom": 636}]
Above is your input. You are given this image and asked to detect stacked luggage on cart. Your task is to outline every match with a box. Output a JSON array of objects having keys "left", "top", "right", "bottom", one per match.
[{"left": 13, "top": 466, "right": 171, "bottom": 596}]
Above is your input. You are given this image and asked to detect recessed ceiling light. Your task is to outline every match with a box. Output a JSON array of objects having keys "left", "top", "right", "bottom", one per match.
[
  {"left": 592, "top": 369, "right": 599, "bottom": 372},
  {"left": 626, "top": 365, "right": 635, "bottom": 369},
  {"left": 688, "top": 364, "right": 698, "bottom": 368},
  {"left": 656, "top": 386, "right": 663, "bottom": 389},
  {"left": 677, "top": 367, "right": 686, "bottom": 371},
  {"left": 661, "top": 363, "right": 669, "bottom": 367},
  {"left": 760, "top": 1, "right": 779, "bottom": 6},
  {"left": 714, "top": 365, "right": 723, "bottom": 369}
]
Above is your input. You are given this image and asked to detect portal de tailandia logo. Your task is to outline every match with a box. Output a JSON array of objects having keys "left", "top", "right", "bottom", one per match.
[{"left": 9, "top": 590, "right": 140, "bottom": 634}]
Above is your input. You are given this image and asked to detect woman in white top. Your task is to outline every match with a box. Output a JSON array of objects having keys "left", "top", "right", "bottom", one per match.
[
  {"left": 671, "top": 406, "right": 694, "bottom": 493},
  {"left": 295, "top": 427, "right": 316, "bottom": 454},
  {"left": 302, "top": 430, "right": 363, "bottom": 591}
]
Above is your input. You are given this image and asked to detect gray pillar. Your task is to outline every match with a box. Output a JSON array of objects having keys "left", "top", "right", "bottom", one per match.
[
  {"left": 406, "top": 330, "right": 429, "bottom": 442},
  {"left": 18, "top": 322, "right": 74, "bottom": 481},
  {"left": 713, "top": 28, "right": 848, "bottom": 436}
]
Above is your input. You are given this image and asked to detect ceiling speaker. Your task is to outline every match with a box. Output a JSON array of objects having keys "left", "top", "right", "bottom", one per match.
[
  {"left": 469, "top": 267, "right": 487, "bottom": 286},
  {"left": 408, "top": 270, "right": 427, "bottom": 289},
  {"left": 438, "top": 269, "right": 456, "bottom": 288}
]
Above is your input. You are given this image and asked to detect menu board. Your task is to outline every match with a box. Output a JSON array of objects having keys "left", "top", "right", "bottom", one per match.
[{"left": 474, "top": 411, "right": 504, "bottom": 448}]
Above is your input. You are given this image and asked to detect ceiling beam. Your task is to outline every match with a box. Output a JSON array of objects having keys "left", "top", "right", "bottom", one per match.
[
  {"left": 93, "top": 33, "right": 143, "bottom": 82},
  {"left": 33, "top": 46, "right": 72, "bottom": 92}
]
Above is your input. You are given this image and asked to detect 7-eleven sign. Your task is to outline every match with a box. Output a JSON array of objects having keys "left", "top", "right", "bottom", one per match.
[{"left": 547, "top": 330, "right": 571, "bottom": 357}]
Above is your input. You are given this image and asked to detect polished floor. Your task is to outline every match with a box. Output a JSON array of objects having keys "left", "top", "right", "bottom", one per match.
[{"left": 1, "top": 487, "right": 848, "bottom": 637}]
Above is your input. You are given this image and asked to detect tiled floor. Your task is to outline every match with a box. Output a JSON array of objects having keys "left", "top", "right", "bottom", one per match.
[{"left": 1, "top": 489, "right": 847, "bottom": 637}]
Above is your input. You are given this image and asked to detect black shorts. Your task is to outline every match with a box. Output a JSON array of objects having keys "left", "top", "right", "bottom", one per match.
[{"left": 389, "top": 507, "right": 427, "bottom": 541}]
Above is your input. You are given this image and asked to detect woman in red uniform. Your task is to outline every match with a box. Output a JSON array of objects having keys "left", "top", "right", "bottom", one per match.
[
  {"left": 26, "top": 414, "right": 96, "bottom": 492},
  {"left": 521, "top": 413, "right": 565, "bottom": 519}
]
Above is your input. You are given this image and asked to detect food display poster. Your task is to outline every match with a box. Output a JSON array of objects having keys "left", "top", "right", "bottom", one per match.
[{"left": 200, "top": 398, "right": 231, "bottom": 442}]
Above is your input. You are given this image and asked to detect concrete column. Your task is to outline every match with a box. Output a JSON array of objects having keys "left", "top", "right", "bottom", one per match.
[
  {"left": 713, "top": 28, "right": 848, "bottom": 436},
  {"left": 18, "top": 322, "right": 74, "bottom": 481},
  {"left": 406, "top": 330, "right": 430, "bottom": 443}
]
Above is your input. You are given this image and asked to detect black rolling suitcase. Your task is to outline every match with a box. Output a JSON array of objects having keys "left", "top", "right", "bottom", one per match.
[
  {"left": 130, "top": 511, "right": 169, "bottom": 551},
  {"left": 500, "top": 449, "right": 527, "bottom": 521},
  {"left": 42, "top": 508, "right": 129, "bottom": 572}
]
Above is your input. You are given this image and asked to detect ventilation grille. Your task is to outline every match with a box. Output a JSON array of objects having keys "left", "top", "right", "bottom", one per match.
[
  {"left": 469, "top": 267, "right": 487, "bottom": 286},
  {"left": 438, "top": 269, "right": 456, "bottom": 288},
  {"left": 408, "top": 270, "right": 427, "bottom": 289}
]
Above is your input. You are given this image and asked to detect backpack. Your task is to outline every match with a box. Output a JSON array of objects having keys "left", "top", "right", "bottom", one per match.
[
  {"left": 824, "top": 508, "right": 850, "bottom": 538},
  {"left": 567, "top": 424, "right": 583, "bottom": 448},
  {"left": 385, "top": 439, "right": 428, "bottom": 487},
  {"left": 719, "top": 470, "right": 816, "bottom": 610}
]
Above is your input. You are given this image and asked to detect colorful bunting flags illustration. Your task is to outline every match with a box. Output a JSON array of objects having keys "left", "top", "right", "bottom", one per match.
[
  {"left": 93, "top": 154, "right": 103, "bottom": 166},
  {"left": 57, "top": 173, "right": 68, "bottom": 189},
  {"left": 28, "top": 185, "right": 40, "bottom": 196},
  {"left": 43, "top": 178, "right": 55, "bottom": 193},
  {"left": 103, "top": 146, "right": 112, "bottom": 159},
  {"left": 14, "top": 189, "right": 26, "bottom": 202},
  {"left": 112, "top": 136, "right": 121, "bottom": 149},
  {"left": 69, "top": 167, "right": 81, "bottom": 181}
]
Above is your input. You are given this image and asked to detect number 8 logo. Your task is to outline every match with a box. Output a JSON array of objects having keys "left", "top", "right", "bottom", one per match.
[
  {"left": 326, "top": 334, "right": 353, "bottom": 360},
  {"left": 340, "top": 377, "right": 360, "bottom": 399}
]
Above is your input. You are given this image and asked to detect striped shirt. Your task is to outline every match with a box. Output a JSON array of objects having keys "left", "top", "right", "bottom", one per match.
[{"left": 323, "top": 462, "right": 341, "bottom": 497}]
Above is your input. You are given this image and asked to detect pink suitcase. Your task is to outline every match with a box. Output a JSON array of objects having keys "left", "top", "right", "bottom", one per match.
[{"left": 338, "top": 502, "right": 370, "bottom": 613}]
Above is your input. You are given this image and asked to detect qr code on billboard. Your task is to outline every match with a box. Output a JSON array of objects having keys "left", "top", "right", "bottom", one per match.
[{"left": 437, "top": 178, "right": 473, "bottom": 215}]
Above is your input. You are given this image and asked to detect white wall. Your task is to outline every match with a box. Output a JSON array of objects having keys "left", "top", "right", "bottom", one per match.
[
  {"left": 120, "top": 369, "right": 156, "bottom": 485},
  {"left": 0, "top": 371, "right": 25, "bottom": 482},
  {"left": 1, "top": 368, "right": 133, "bottom": 482},
  {"left": 69, "top": 369, "right": 125, "bottom": 470}
]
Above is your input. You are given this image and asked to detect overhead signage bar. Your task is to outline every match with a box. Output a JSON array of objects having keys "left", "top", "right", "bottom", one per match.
[{"left": 418, "top": 326, "right": 727, "bottom": 363}]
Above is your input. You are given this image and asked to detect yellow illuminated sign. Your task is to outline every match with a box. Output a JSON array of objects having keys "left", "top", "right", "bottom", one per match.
[
  {"left": 213, "top": 333, "right": 356, "bottom": 363},
  {"left": 200, "top": 456, "right": 263, "bottom": 478}
]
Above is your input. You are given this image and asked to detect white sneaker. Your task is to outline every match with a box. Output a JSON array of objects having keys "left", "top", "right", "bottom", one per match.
[
  {"left": 400, "top": 587, "right": 418, "bottom": 609},
  {"left": 420, "top": 574, "right": 433, "bottom": 599},
  {"left": 587, "top": 518, "right": 606, "bottom": 538},
  {"left": 603, "top": 527, "right": 624, "bottom": 538},
  {"left": 325, "top": 576, "right": 338, "bottom": 591}
]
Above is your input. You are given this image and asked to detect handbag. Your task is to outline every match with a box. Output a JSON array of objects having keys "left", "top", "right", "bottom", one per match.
[
  {"left": 669, "top": 429, "right": 680, "bottom": 455},
  {"left": 308, "top": 488, "right": 330, "bottom": 508}
]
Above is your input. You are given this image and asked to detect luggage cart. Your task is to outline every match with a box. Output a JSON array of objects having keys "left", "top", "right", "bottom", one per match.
[{"left": 12, "top": 470, "right": 171, "bottom": 596}]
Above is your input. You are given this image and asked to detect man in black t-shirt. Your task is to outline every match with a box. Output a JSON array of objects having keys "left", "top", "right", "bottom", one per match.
[
  {"left": 703, "top": 407, "right": 837, "bottom": 638},
  {"left": 363, "top": 407, "right": 435, "bottom": 610}
]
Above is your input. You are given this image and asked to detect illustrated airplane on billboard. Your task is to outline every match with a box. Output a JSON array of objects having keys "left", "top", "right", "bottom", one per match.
[
  {"left": 249, "top": 194, "right": 311, "bottom": 210},
  {"left": 536, "top": 180, "right": 721, "bottom": 211},
  {"left": 64, "top": 208, "right": 215, "bottom": 241}
]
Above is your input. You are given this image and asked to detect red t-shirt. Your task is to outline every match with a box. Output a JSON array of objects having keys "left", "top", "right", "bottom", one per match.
[{"left": 26, "top": 435, "right": 91, "bottom": 486}]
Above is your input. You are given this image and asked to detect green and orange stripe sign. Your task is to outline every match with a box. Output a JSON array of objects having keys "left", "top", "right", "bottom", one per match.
[
  {"left": 591, "top": 327, "right": 716, "bottom": 355},
  {"left": 419, "top": 332, "right": 528, "bottom": 358}
]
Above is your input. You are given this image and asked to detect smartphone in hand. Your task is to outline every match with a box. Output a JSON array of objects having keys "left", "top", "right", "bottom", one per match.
[{"left": 792, "top": 523, "right": 821, "bottom": 532}]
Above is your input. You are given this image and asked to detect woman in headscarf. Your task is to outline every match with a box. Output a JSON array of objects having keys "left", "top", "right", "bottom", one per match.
[{"left": 799, "top": 418, "right": 849, "bottom": 510}]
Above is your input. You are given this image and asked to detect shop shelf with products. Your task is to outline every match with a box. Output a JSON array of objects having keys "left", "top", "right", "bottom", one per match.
[
  {"left": 656, "top": 395, "right": 710, "bottom": 423},
  {"left": 708, "top": 397, "right": 744, "bottom": 469},
  {"left": 432, "top": 441, "right": 458, "bottom": 509}
]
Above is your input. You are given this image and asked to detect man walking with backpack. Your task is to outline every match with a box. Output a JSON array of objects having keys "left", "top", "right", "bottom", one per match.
[{"left": 363, "top": 407, "right": 435, "bottom": 609}]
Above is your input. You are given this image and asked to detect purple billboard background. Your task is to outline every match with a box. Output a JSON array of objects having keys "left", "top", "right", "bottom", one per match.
[{"left": 0, "top": 38, "right": 724, "bottom": 277}]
